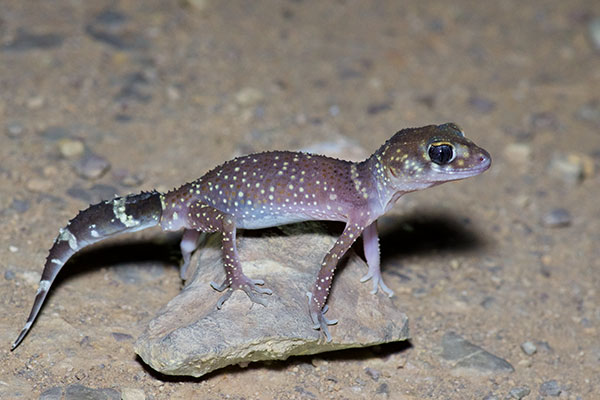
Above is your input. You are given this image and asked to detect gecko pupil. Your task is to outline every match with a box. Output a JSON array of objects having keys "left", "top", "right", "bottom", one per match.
[{"left": 428, "top": 144, "right": 454, "bottom": 165}]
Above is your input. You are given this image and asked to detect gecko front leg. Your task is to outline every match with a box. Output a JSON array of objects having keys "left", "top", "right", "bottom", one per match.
[
  {"left": 210, "top": 216, "right": 272, "bottom": 308},
  {"left": 307, "top": 219, "right": 366, "bottom": 341},
  {"left": 360, "top": 221, "right": 394, "bottom": 297}
]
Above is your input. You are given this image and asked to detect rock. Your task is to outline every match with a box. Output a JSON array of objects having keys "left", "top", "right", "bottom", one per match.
[
  {"left": 6, "top": 122, "right": 24, "bottom": 138},
  {"left": 3, "top": 30, "right": 64, "bottom": 51},
  {"left": 508, "top": 386, "right": 530, "bottom": 399},
  {"left": 541, "top": 208, "right": 572, "bottom": 228},
  {"left": 520, "top": 341, "right": 537, "bottom": 355},
  {"left": 58, "top": 138, "right": 85, "bottom": 158},
  {"left": 235, "top": 87, "right": 264, "bottom": 106},
  {"left": 73, "top": 152, "right": 111, "bottom": 180},
  {"left": 548, "top": 153, "right": 595, "bottom": 185},
  {"left": 539, "top": 380, "right": 561, "bottom": 397},
  {"left": 120, "top": 388, "right": 145, "bottom": 400},
  {"left": 440, "top": 332, "right": 514, "bottom": 374},
  {"left": 39, "top": 387, "right": 62, "bottom": 400},
  {"left": 64, "top": 384, "right": 120, "bottom": 400},
  {"left": 135, "top": 222, "right": 409, "bottom": 377},
  {"left": 364, "top": 367, "right": 381, "bottom": 381}
]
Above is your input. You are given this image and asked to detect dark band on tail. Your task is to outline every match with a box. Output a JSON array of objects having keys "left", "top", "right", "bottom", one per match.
[{"left": 11, "top": 191, "right": 163, "bottom": 350}]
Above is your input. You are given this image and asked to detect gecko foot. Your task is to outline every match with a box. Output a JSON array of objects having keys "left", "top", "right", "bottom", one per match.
[
  {"left": 210, "top": 276, "right": 272, "bottom": 309},
  {"left": 306, "top": 292, "right": 338, "bottom": 342},
  {"left": 360, "top": 271, "right": 394, "bottom": 297}
]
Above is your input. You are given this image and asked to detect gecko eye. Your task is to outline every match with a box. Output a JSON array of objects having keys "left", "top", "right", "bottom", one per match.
[{"left": 428, "top": 143, "right": 455, "bottom": 165}]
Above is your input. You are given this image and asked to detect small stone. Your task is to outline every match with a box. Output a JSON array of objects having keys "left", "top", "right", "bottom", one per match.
[
  {"left": 3, "top": 30, "right": 64, "bottom": 51},
  {"left": 27, "top": 178, "right": 53, "bottom": 192},
  {"left": 4, "top": 269, "right": 16, "bottom": 280},
  {"left": 588, "top": 18, "right": 600, "bottom": 50},
  {"left": 39, "top": 386, "right": 63, "bottom": 400},
  {"left": 111, "top": 332, "right": 134, "bottom": 342},
  {"left": 504, "top": 143, "right": 531, "bottom": 164},
  {"left": 440, "top": 332, "right": 514, "bottom": 374},
  {"left": 367, "top": 101, "right": 393, "bottom": 115},
  {"left": 520, "top": 341, "right": 537, "bottom": 355},
  {"left": 542, "top": 208, "right": 572, "bottom": 228},
  {"left": 58, "top": 138, "right": 85, "bottom": 158},
  {"left": 120, "top": 388, "right": 145, "bottom": 400},
  {"left": 9, "top": 245, "right": 18, "bottom": 253},
  {"left": 508, "top": 386, "right": 530, "bottom": 399},
  {"left": 185, "top": 0, "right": 210, "bottom": 11},
  {"left": 6, "top": 122, "right": 24, "bottom": 137},
  {"left": 166, "top": 85, "right": 181, "bottom": 101},
  {"left": 73, "top": 152, "right": 111, "bottom": 180},
  {"left": 482, "top": 394, "right": 499, "bottom": 400},
  {"left": 375, "top": 383, "right": 389, "bottom": 395},
  {"left": 548, "top": 153, "right": 594, "bottom": 185},
  {"left": 539, "top": 380, "right": 561, "bottom": 397},
  {"left": 26, "top": 96, "right": 45, "bottom": 109},
  {"left": 575, "top": 100, "right": 600, "bottom": 125},
  {"left": 64, "top": 384, "right": 120, "bottom": 400},
  {"left": 10, "top": 198, "right": 30, "bottom": 213},
  {"left": 364, "top": 367, "right": 381, "bottom": 381},
  {"left": 235, "top": 87, "right": 264, "bottom": 106},
  {"left": 40, "top": 126, "right": 71, "bottom": 141}
]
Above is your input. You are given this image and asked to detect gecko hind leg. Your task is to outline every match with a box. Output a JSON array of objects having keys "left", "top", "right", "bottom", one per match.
[{"left": 210, "top": 216, "right": 272, "bottom": 309}]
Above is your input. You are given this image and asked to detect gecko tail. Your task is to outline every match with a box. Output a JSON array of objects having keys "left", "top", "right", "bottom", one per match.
[{"left": 11, "top": 191, "right": 163, "bottom": 351}]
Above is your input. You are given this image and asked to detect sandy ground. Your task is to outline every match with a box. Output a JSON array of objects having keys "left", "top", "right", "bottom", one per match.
[{"left": 1, "top": 0, "right": 599, "bottom": 398}]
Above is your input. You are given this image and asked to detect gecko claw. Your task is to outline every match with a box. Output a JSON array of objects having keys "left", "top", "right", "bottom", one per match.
[
  {"left": 211, "top": 275, "right": 272, "bottom": 309},
  {"left": 306, "top": 293, "right": 337, "bottom": 342},
  {"left": 360, "top": 272, "right": 394, "bottom": 297}
]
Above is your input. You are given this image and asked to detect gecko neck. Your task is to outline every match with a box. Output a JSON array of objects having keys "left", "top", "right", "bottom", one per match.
[{"left": 357, "top": 148, "right": 431, "bottom": 215}]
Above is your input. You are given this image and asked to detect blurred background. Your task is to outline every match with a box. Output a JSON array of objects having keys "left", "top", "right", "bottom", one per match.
[{"left": 1, "top": 1, "right": 599, "bottom": 398}]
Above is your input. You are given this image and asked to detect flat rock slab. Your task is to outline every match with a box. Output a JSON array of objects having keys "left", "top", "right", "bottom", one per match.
[{"left": 135, "top": 222, "right": 409, "bottom": 377}]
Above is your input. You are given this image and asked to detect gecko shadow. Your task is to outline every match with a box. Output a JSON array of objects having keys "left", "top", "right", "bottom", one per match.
[{"left": 38, "top": 210, "right": 486, "bottom": 381}]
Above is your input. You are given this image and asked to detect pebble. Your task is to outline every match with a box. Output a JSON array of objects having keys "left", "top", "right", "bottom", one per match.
[
  {"left": 548, "top": 153, "right": 594, "bottom": 185},
  {"left": 9, "top": 245, "right": 18, "bottom": 253},
  {"left": 111, "top": 332, "right": 134, "bottom": 342},
  {"left": 542, "top": 208, "right": 572, "bottom": 228},
  {"left": 58, "top": 138, "right": 85, "bottom": 158},
  {"left": 520, "top": 341, "right": 537, "bottom": 355},
  {"left": 440, "top": 332, "right": 514, "bottom": 374},
  {"left": 3, "top": 30, "right": 64, "bottom": 51},
  {"left": 27, "top": 178, "right": 53, "bottom": 192},
  {"left": 508, "top": 386, "right": 530, "bottom": 399},
  {"left": 6, "top": 122, "right": 24, "bottom": 138},
  {"left": 39, "top": 386, "right": 62, "bottom": 400},
  {"left": 503, "top": 143, "right": 531, "bottom": 164},
  {"left": 40, "top": 126, "right": 71, "bottom": 141},
  {"left": 235, "top": 87, "right": 264, "bottom": 106},
  {"left": 10, "top": 198, "right": 30, "bottom": 213},
  {"left": 539, "top": 380, "right": 561, "bottom": 397},
  {"left": 575, "top": 100, "right": 600, "bottom": 125},
  {"left": 73, "top": 152, "right": 111, "bottom": 180},
  {"left": 64, "top": 384, "right": 120, "bottom": 400},
  {"left": 121, "top": 388, "right": 146, "bottom": 400},
  {"left": 26, "top": 96, "right": 45, "bottom": 110},
  {"left": 4, "top": 269, "right": 16, "bottom": 280},
  {"left": 589, "top": 17, "right": 600, "bottom": 50},
  {"left": 367, "top": 101, "right": 393, "bottom": 115},
  {"left": 364, "top": 367, "right": 381, "bottom": 381}
]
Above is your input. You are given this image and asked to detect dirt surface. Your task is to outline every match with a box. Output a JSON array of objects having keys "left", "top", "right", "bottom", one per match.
[{"left": 1, "top": 0, "right": 599, "bottom": 398}]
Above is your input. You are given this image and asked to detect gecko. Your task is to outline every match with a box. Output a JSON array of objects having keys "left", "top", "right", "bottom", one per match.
[{"left": 11, "top": 123, "right": 490, "bottom": 349}]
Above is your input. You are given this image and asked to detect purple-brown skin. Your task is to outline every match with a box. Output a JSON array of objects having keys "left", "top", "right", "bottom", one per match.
[{"left": 12, "top": 123, "right": 491, "bottom": 349}]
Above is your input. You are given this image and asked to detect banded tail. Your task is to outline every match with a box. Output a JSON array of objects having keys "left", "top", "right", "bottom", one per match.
[{"left": 11, "top": 191, "right": 163, "bottom": 350}]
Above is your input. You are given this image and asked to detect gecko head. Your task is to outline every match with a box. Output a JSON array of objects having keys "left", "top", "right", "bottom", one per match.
[{"left": 379, "top": 123, "right": 491, "bottom": 191}]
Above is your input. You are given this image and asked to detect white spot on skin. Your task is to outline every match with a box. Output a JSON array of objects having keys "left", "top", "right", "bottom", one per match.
[
  {"left": 58, "top": 228, "right": 78, "bottom": 250},
  {"left": 37, "top": 279, "right": 51, "bottom": 294},
  {"left": 50, "top": 259, "right": 62, "bottom": 265},
  {"left": 113, "top": 198, "right": 141, "bottom": 228}
]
